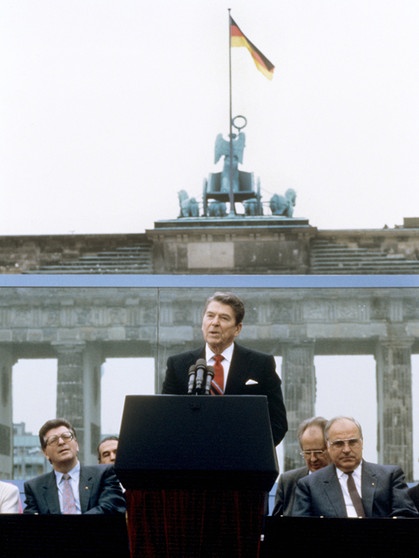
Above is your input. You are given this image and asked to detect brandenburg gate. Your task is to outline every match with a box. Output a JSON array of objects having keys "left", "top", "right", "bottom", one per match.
[{"left": 0, "top": 275, "right": 417, "bottom": 481}]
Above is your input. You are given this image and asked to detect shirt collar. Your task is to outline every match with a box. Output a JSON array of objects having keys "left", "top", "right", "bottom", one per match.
[
  {"left": 55, "top": 460, "right": 81, "bottom": 483},
  {"left": 206, "top": 342, "right": 234, "bottom": 362},
  {"left": 336, "top": 462, "right": 362, "bottom": 480}
]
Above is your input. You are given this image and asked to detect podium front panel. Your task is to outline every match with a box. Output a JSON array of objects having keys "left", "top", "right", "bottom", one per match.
[{"left": 115, "top": 394, "right": 278, "bottom": 490}]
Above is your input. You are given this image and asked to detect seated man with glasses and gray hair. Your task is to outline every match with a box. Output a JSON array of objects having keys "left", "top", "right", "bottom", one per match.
[
  {"left": 272, "top": 416, "right": 331, "bottom": 516},
  {"left": 23, "top": 418, "right": 126, "bottom": 515},
  {"left": 292, "top": 415, "right": 418, "bottom": 518}
]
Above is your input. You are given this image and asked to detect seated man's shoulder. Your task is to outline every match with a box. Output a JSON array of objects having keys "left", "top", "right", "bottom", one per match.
[
  {"left": 280, "top": 466, "right": 307, "bottom": 482},
  {"left": 82, "top": 464, "right": 114, "bottom": 475},
  {"left": 300, "top": 464, "right": 333, "bottom": 484},
  {"left": 364, "top": 462, "right": 401, "bottom": 475},
  {"left": 0, "top": 480, "right": 20, "bottom": 494},
  {"left": 24, "top": 472, "right": 51, "bottom": 486}
]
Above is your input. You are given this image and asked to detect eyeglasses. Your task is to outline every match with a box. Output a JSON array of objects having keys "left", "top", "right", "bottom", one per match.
[
  {"left": 299, "top": 449, "right": 327, "bottom": 457},
  {"left": 45, "top": 431, "right": 74, "bottom": 446},
  {"left": 327, "top": 438, "right": 362, "bottom": 449}
]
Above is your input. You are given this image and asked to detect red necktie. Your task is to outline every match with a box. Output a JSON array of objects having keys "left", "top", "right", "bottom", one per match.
[{"left": 211, "top": 355, "right": 224, "bottom": 395}]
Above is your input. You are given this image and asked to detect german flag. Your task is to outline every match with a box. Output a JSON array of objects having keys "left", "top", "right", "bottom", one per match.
[{"left": 230, "top": 16, "right": 275, "bottom": 80}]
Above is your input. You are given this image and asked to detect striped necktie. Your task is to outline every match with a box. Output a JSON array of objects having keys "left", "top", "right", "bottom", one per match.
[
  {"left": 62, "top": 473, "right": 77, "bottom": 514},
  {"left": 211, "top": 354, "right": 224, "bottom": 395}
]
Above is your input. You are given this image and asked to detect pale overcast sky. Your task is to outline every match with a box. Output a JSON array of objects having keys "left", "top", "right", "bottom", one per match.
[
  {"left": 3, "top": 1, "right": 419, "bottom": 478},
  {"left": 1, "top": 0, "right": 419, "bottom": 233}
]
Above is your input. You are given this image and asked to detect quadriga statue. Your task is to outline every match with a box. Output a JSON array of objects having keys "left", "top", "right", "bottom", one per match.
[
  {"left": 178, "top": 190, "right": 200, "bottom": 218},
  {"left": 269, "top": 188, "right": 297, "bottom": 217},
  {"left": 214, "top": 132, "right": 246, "bottom": 193}
]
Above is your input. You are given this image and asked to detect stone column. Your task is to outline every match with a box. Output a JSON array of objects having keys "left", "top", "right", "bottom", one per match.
[
  {"left": 0, "top": 347, "right": 16, "bottom": 478},
  {"left": 83, "top": 344, "right": 104, "bottom": 464},
  {"left": 375, "top": 337, "right": 414, "bottom": 481},
  {"left": 155, "top": 352, "right": 166, "bottom": 393},
  {"left": 53, "top": 343, "right": 86, "bottom": 462},
  {"left": 281, "top": 342, "right": 316, "bottom": 470}
]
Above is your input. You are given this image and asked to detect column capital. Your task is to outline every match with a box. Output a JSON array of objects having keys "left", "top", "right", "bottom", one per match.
[{"left": 51, "top": 342, "right": 86, "bottom": 354}]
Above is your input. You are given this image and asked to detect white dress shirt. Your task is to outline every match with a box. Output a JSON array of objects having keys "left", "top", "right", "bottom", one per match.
[
  {"left": 55, "top": 462, "right": 82, "bottom": 514},
  {"left": 337, "top": 464, "right": 363, "bottom": 518}
]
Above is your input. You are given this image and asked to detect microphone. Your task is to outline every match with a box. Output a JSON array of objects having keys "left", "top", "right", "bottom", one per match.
[
  {"left": 194, "top": 358, "right": 207, "bottom": 394},
  {"left": 204, "top": 365, "right": 214, "bottom": 395},
  {"left": 187, "top": 364, "right": 196, "bottom": 395}
]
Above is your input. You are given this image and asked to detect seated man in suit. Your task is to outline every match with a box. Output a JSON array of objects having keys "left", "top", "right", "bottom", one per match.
[
  {"left": 161, "top": 291, "right": 288, "bottom": 446},
  {"left": 272, "top": 416, "right": 331, "bottom": 516},
  {"left": 97, "top": 435, "right": 119, "bottom": 464},
  {"left": 24, "top": 418, "right": 126, "bottom": 515},
  {"left": 292, "top": 415, "right": 418, "bottom": 518}
]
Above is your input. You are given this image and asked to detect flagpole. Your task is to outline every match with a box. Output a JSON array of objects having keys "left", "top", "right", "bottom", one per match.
[{"left": 228, "top": 8, "right": 236, "bottom": 216}]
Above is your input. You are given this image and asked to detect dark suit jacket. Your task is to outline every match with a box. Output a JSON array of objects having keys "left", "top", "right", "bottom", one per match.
[
  {"left": 162, "top": 343, "right": 288, "bottom": 446},
  {"left": 23, "top": 464, "right": 126, "bottom": 515},
  {"left": 292, "top": 461, "right": 419, "bottom": 518},
  {"left": 272, "top": 466, "right": 309, "bottom": 516},
  {"left": 407, "top": 483, "right": 419, "bottom": 511}
]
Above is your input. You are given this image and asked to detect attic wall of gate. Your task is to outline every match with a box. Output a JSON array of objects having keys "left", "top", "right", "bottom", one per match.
[{"left": 0, "top": 281, "right": 418, "bottom": 481}]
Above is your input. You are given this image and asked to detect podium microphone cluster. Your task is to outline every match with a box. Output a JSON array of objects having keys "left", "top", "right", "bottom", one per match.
[{"left": 187, "top": 359, "right": 214, "bottom": 395}]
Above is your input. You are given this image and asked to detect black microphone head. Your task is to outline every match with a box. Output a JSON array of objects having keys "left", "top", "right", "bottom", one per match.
[
  {"left": 194, "top": 358, "right": 207, "bottom": 393},
  {"left": 187, "top": 364, "right": 197, "bottom": 395},
  {"left": 195, "top": 358, "right": 207, "bottom": 370},
  {"left": 203, "top": 365, "right": 214, "bottom": 395}
]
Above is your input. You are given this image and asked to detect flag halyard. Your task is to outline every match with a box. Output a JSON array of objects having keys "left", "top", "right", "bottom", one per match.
[{"left": 230, "top": 16, "right": 275, "bottom": 80}]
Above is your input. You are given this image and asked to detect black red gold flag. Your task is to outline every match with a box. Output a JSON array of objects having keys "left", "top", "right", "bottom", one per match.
[{"left": 230, "top": 16, "right": 275, "bottom": 80}]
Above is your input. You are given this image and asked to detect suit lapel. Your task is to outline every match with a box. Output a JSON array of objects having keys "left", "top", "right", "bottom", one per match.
[
  {"left": 225, "top": 344, "right": 250, "bottom": 391},
  {"left": 193, "top": 347, "right": 205, "bottom": 362},
  {"left": 360, "top": 461, "right": 376, "bottom": 517},
  {"left": 43, "top": 472, "right": 61, "bottom": 514},
  {"left": 79, "top": 467, "right": 93, "bottom": 513},
  {"left": 175, "top": 348, "right": 204, "bottom": 392},
  {"left": 322, "top": 466, "right": 348, "bottom": 516}
]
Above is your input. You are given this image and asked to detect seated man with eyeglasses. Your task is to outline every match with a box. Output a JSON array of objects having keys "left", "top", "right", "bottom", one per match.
[
  {"left": 272, "top": 416, "right": 330, "bottom": 516},
  {"left": 23, "top": 418, "right": 126, "bottom": 515},
  {"left": 292, "top": 415, "right": 418, "bottom": 518}
]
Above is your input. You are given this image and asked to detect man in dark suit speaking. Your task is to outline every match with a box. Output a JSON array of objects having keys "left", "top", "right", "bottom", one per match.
[
  {"left": 24, "top": 418, "right": 126, "bottom": 515},
  {"left": 161, "top": 291, "right": 288, "bottom": 446}
]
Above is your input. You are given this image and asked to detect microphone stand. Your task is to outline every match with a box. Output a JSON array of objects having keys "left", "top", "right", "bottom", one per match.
[
  {"left": 204, "top": 365, "right": 214, "bottom": 395},
  {"left": 187, "top": 365, "right": 196, "bottom": 395}
]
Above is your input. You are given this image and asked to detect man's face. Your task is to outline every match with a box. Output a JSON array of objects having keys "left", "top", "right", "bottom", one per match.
[
  {"left": 42, "top": 425, "right": 79, "bottom": 469},
  {"left": 326, "top": 418, "right": 363, "bottom": 473},
  {"left": 201, "top": 300, "right": 242, "bottom": 353},
  {"left": 98, "top": 439, "right": 118, "bottom": 464},
  {"left": 300, "top": 425, "right": 331, "bottom": 472}
]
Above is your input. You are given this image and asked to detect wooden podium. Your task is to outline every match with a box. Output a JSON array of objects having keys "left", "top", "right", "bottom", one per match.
[{"left": 115, "top": 395, "right": 278, "bottom": 558}]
